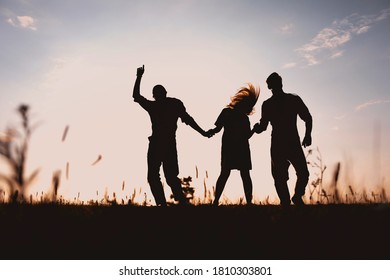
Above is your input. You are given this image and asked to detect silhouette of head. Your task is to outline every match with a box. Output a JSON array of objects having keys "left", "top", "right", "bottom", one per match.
[
  {"left": 152, "top": 85, "right": 167, "bottom": 101},
  {"left": 266, "top": 72, "right": 283, "bottom": 91}
]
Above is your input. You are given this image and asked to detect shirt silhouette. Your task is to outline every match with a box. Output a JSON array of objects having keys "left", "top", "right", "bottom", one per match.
[
  {"left": 134, "top": 94, "right": 193, "bottom": 141},
  {"left": 132, "top": 65, "right": 209, "bottom": 206},
  {"left": 254, "top": 72, "right": 312, "bottom": 206}
]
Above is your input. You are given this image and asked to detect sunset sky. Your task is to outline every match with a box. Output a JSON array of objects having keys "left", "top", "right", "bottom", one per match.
[{"left": 1, "top": 0, "right": 389, "bottom": 203}]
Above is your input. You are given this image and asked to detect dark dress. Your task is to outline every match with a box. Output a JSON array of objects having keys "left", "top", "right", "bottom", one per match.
[{"left": 215, "top": 107, "right": 252, "bottom": 170}]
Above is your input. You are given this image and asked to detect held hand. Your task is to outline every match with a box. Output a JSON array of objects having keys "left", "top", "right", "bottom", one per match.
[
  {"left": 253, "top": 123, "right": 261, "bottom": 134},
  {"left": 302, "top": 135, "right": 312, "bottom": 148},
  {"left": 204, "top": 129, "right": 215, "bottom": 138},
  {"left": 136, "top": 65, "right": 145, "bottom": 77}
]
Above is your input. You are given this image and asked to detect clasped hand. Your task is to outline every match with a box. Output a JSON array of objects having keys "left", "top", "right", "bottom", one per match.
[{"left": 203, "top": 129, "right": 215, "bottom": 138}]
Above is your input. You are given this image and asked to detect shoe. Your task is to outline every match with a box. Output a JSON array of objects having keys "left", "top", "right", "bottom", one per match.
[{"left": 292, "top": 195, "right": 305, "bottom": 206}]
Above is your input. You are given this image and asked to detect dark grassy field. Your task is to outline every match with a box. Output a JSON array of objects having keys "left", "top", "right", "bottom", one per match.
[{"left": 1, "top": 204, "right": 389, "bottom": 260}]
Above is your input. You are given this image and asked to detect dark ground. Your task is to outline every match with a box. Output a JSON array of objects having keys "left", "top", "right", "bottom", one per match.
[{"left": 0, "top": 204, "right": 389, "bottom": 260}]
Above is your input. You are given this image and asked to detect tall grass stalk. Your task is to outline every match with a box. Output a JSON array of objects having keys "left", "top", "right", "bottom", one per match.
[{"left": 0, "top": 104, "right": 40, "bottom": 202}]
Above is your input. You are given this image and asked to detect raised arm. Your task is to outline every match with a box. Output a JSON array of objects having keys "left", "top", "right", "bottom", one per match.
[{"left": 132, "top": 65, "right": 145, "bottom": 102}]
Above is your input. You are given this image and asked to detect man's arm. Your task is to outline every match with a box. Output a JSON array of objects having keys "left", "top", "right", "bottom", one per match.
[
  {"left": 206, "top": 125, "right": 223, "bottom": 138},
  {"left": 297, "top": 97, "right": 312, "bottom": 148},
  {"left": 186, "top": 115, "right": 212, "bottom": 138},
  {"left": 205, "top": 109, "right": 225, "bottom": 138},
  {"left": 252, "top": 103, "right": 269, "bottom": 135},
  {"left": 253, "top": 119, "right": 268, "bottom": 134},
  {"left": 302, "top": 114, "right": 312, "bottom": 147},
  {"left": 132, "top": 65, "right": 145, "bottom": 102},
  {"left": 184, "top": 113, "right": 211, "bottom": 138}
]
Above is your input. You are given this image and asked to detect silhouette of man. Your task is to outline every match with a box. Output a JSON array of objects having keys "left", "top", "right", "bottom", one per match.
[
  {"left": 253, "top": 72, "right": 312, "bottom": 206},
  {"left": 132, "top": 65, "right": 209, "bottom": 206}
]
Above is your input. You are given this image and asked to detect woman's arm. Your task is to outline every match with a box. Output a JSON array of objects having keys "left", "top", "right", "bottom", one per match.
[{"left": 206, "top": 125, "right": 223, "bottom": 137}]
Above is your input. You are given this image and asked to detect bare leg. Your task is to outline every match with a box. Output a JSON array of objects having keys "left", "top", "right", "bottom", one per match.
[
  {"left": 240, "top": 169, "right": 253, "bottom": 205},
  {"left": 213, "top": 168, "right": 231, "bottom": 206}
]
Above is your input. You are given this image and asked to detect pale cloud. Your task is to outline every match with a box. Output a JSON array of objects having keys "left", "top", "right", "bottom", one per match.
[
  {"left": 334, "top": 114, "right": 346, "bottom": 120},
  {"left": 6, "top": 18, "right": 17, "bottom": 27},
  {"left": 51, "top": 57, "right": 68, "bottom": 70},
  {"left": 279, "top": 23, "right": 294, "bottom": 34},
  {"left": 301, "top": 53, "right": 320, "bottom": 66},
  {"left": 282, "top": 62, "right": 297, "bottom": 69},
  {"left": 17, "top": 16, "right": 37, "bottom": 30},
  {"left": 297, "top": 8, "right": 390, "bottom": 66},
  {"left": 355, "top": 99, "right": 390, "bottom": 111},
  {"left": 331, "top": 50, "right": 344, "bottom": 59},
  {"left": 6, "top": 15, "right": 37, "bottom": 31},
  {"left": 40, "top": 57, "right": 71, "bottom": 90},
  {"left": 376, "top": 8, "right": 390, "bottom": 21},
  {"left": 356, "top": 25, "right": 370, "bottom": 34}
]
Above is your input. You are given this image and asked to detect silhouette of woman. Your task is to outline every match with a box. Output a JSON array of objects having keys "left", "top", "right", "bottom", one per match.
[{"left": 207, "top": 84, "right": 260, "bottom": 206}]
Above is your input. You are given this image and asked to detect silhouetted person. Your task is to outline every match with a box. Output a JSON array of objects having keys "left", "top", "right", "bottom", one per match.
[
  {"left": 208, "top": 84, "right": 259, "bottom": 206},
  {"left": 253, "top": 72, "right": 312, "bottom": 206},
  {"left": 132, "top": 65, "right": 210, "bottom": 206}
]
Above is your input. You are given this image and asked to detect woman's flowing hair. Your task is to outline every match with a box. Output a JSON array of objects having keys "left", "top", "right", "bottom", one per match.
[{"left": 228, "top": 83, "right": 260, "bottom": 115}]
